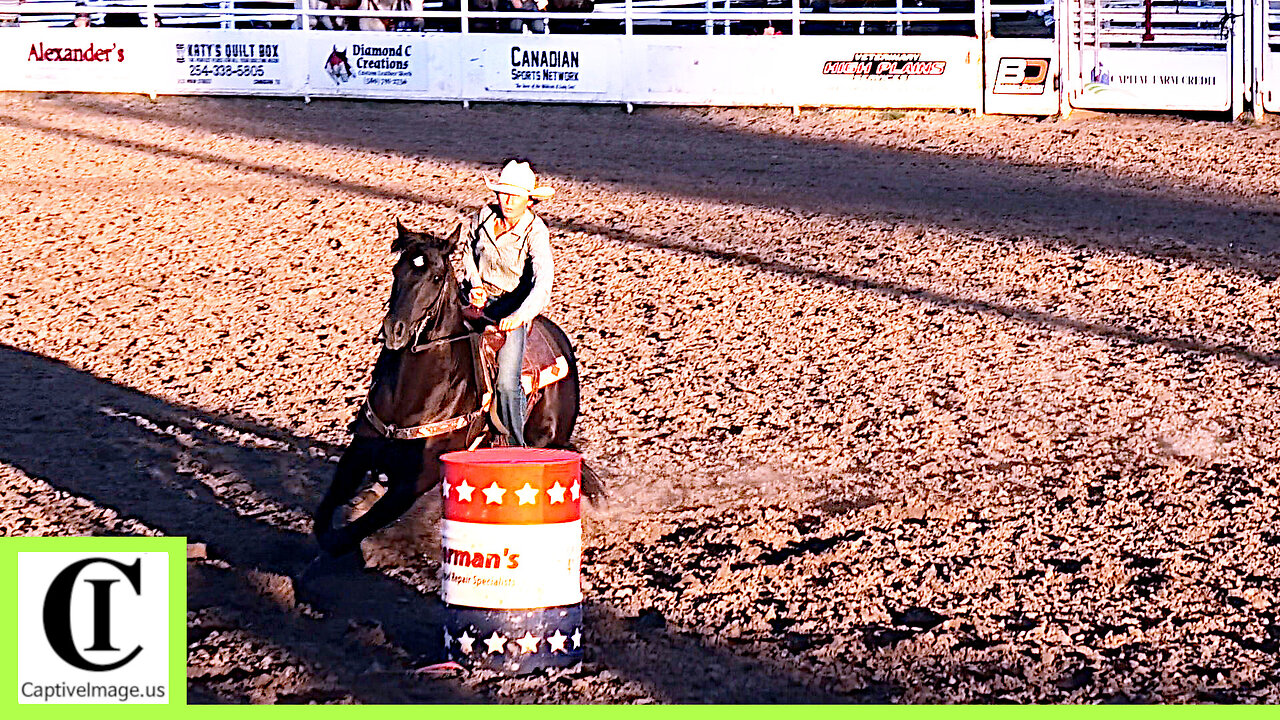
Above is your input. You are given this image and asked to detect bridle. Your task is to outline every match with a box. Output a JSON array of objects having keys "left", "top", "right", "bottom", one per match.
[{"left": 364, "top": 272, "right": 493, "bottom": 443}]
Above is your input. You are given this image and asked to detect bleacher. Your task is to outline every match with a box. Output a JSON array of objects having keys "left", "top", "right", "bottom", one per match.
[{"left": 8, "top": 0, "right": 301, "bottom": 27}]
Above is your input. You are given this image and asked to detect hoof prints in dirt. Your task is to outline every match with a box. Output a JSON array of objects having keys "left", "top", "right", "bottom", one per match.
[{"left": 4, "top": 96, "right": 1280, "bottom": 701}]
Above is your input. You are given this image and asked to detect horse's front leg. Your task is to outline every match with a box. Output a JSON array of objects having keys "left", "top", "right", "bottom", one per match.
[
  {"left": 318, "top": 439, "right": 428, "bottom": 557},
  {"left": 313, "top": 436, "right": 377, "bottom": 549}
]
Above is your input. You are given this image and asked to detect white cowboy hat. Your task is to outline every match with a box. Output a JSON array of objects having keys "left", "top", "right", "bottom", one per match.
[{"left": 485, "top": 160, "right": 555, "bottom": 201}]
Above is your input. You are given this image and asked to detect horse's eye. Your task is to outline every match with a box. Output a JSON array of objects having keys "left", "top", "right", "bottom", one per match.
[{"left": 411, "top": 256, "right": 424, "bottom": 268}]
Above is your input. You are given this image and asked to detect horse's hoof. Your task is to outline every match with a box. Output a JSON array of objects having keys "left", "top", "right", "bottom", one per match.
[{"left": 299, "top": 548, "right": 365, "bottom": 586}]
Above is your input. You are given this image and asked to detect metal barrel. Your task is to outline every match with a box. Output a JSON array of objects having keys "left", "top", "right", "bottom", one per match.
[{"left": 438, "top": 448, "right": 583, "bottom": 673}]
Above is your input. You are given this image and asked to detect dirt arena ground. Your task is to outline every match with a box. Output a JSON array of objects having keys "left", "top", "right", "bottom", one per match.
[{"left": 3, "top": 93, "right": 1280, "bottom": 703}]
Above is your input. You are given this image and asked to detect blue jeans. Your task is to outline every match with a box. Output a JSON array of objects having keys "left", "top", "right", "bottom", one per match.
[{"left": 495, "top": 324, "right": 527, "bottom": 445}]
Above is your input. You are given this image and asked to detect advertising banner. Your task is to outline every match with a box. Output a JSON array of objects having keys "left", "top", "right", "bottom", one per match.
[
  {"left": 306, "top": 34, "right": 427, "bottom": 96},
  {"left": 3, "top": 28, "right": 157, "bottom": 93},
  {"left": 1265, "top": 49, "right": 1280, "bottom": 114},
  {"left": 165, "top": 30, "right": 304, "bottom": 95},
  {"left": 440, "top": 520, "right": 582, "bottom": 610},
  {"left": 1072, "top": 48, "right": 1232, "bottom": 112},
  {"left": 471, "top": 36, "right": 616, "bottom": 97},
  {"left": 802, "top": 37, "right": 980, "bottom": 109},
  {"left": 983, "top": 36, "right": 1060, "bottom": 117},
  {"left": 633, "top": 36, "right": 982, "bottom": 109}
]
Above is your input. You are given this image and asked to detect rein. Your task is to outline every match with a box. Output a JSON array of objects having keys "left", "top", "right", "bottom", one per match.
[
  {"left": 364, "top": 294, "right": 494, "bottom": 442},
  {"left": 409, "top": 330, "right": 474, "bottom": 354},
  {"left": 360, "top": 393, "right": 491, "bottom": 442}
]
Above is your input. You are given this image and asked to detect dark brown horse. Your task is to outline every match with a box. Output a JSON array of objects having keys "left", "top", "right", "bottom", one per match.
[{"left": 310, "top": 222, "right": 602, "bottom": 564}]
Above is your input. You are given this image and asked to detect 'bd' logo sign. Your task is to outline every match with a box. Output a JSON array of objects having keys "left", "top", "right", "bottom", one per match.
[
  {"left": 994, "top": 58, "right": 1051, "bottom": 95},
  {"left": 14, "top": 549, "right": 175, "bottom": 704}
]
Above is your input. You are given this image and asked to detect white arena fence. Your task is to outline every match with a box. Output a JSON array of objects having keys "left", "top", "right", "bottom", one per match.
[{"left": 0, "top": 0, "right": 1275, "bottom": 115}]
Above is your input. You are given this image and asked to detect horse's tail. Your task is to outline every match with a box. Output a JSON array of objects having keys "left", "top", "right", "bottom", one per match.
[
  {"left": 547, "top": 441, "right": 608, "bottom": 507},
  {"left": 536, "top": 316, "right": 608, "bottom": 507}
]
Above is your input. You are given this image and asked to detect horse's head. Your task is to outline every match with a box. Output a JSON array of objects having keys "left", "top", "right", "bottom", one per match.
[{"left": 382, "top": 221, "right": 461, "bottom": 351}]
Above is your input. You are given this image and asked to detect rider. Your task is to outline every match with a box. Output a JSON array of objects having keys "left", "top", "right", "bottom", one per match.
[{"left": 461, "top": 160, "right": 555, "bottom": 447}]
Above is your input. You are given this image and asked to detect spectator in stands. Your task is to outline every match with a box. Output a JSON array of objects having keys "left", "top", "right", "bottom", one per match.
[
  {"left": 67, "top": 1, "right": 90, "bottom": 26},
  {"left": 0, "top": 0, "right": 23, "bottom": 27},
  {"left": 103, "top": 1, "right": 145, "bottom": 27},
  {"left": 502, "top": 0, "right": 545, "bottom": 34}
]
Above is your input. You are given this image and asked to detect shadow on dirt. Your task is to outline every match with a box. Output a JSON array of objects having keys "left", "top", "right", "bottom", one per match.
[
  {"left": 0, "top": 344, "right": 841, "bottom": 703},
  {"left": 2, "top": 110, "right": 1274, "bottom": 370},
  {"left": 27, "top": 95, "right": 1280, "bottom": 271}
]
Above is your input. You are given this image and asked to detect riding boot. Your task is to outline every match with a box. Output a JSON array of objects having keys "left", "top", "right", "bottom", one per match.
[{"left": 498, "top": 388, "right": 528, "bottom": 446}]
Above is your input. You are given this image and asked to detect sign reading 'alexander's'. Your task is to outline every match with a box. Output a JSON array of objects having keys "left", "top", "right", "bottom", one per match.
[{"left": 27, "top": 42, "right": 127, "bottom": 63}]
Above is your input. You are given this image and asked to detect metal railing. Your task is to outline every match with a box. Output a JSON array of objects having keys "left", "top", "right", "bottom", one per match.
[
  {"left": 1071, "top": 0, "right": 1233, "bottom": 48},
  {"left": 1269, "top": 0, "right": 1280, "bottom": 47},
  {"left": 2, "top": 0, "right": 983, "bottom": 34},
  {"left": 986, "top": 0, "right": 1054, "bottom": 38}
]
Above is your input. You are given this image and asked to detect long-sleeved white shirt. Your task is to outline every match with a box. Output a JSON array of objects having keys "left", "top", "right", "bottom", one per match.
[{"left": 462, "top": 205, "right": 553, "bottom": 326}]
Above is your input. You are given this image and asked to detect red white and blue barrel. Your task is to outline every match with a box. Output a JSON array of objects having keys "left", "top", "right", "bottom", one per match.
[{"left": 439, "top": 448, "right": 583, "bottom": 673}]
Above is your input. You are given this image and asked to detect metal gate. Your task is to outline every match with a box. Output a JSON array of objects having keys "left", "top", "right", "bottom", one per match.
[
  {"left": 1065, "top": 0, "right": 1244, "bottom": 113},
  {"left": 983, "top": 0, "right": 1062, "bottom": 114},
  {"left": 1258, "top": 0, "right": 1280, "bottom": 111}
]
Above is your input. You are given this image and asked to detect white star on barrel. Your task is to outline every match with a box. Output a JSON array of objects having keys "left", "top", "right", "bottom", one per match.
[
  {"left": 547, "top": 482, "right": 567, "bottom": 504},
  {"left": 547, "top": 629, "right": 568, "bottom": 653},
  {"left": 482, "top": 482, "right": 507, "bottom": 504},
  {"left": 458, "top": 631, "right": 475, "bottom": 655},
  {"left": 443, "top": 628, "right": 453, "bottom": 648},
  {"left": 516, "top": 632, "right": 540, "bottom": 654},
  {"left": 441, "top": 479, "right": 451, "bottom": 498},
  {"left": 570, "top": 479, "right": 580, "bottom": 501},
  {"left": 455, "top": 479, "right": 475, "bottom": 502},
  {"left": 483, "top": 631, "right": 507, "bottom": 655},
  {"left": 515, "top": 483, "right": 539, "bottom": 505},
  {"left": 571, "top": 628, "right": 581, "bottom": 649}
]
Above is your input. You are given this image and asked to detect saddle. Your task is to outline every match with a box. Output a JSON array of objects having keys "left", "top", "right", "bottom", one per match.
[{"left": 471, "top": 321, "right": 570, "bottom": 436}]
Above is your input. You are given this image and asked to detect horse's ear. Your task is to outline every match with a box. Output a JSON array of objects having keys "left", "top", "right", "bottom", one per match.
[
  {"left": 440, "top": 222, "right": 462, "bottom": 254},
  {"left": 391, "top": 218, "right": 412, "bottom": 253}
]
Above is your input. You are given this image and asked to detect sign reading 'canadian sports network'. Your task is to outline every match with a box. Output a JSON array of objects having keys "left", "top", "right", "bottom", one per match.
[{"left": 484, "top": 43, "right": 609, "bottom": 94}]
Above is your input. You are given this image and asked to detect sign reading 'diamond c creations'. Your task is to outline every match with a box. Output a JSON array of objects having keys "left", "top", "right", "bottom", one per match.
[
  {"left": 14, "top": 549, "right": 176, "bottom": 705},
  {"left": 307, "top": 38, "right": 425, "bottom": 94},
  {"left": 482, "top": 42, "right": 609, "bottom": 94}
]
